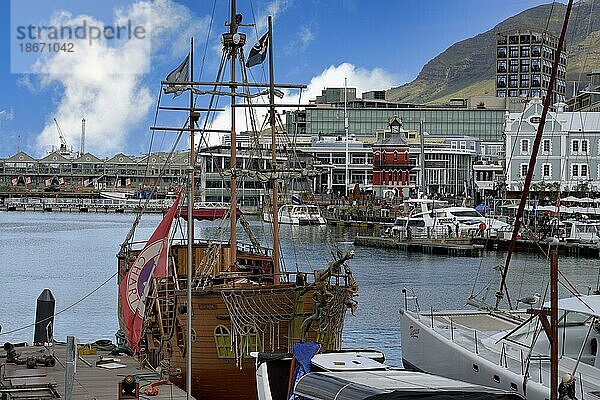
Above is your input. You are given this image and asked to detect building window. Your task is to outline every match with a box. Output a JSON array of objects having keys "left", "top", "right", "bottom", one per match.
[
  {"left": 543, "top": 139, "right": 551, "bottom": 153},
  {"left": 521, "top": 164, "right": 528, "bottom": 177},
  {"left": 572, "top": 164, "right": 579, "bottom": 178},
  {"left": 394, "top": 150, "right": 398, "bottom": 161},
  {"left": 542, "top": 164, "right": 551, "bottom": 178},
  {"left": 582, "top": 139, "right": 588, "bottom": 154},
  {"left": 214, "top": 325, "right": 234, "bottom": 358},
  {"left": 497, "top": 75, "right": 507, "bottom": 88},
  {"left": 581, "top": 164, "right": 588, "bottom": 177},
  {"left": 572, "top": 140, "right": 579, "bottom": 153},
  {"left": 520, "top": 139, "right": 529, "bottom": 154},
  {"left": 497, "top": 60, "right": 507, "bottom": 73}
]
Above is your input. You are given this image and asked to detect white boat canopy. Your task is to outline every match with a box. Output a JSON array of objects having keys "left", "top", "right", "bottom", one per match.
[{"left": 544, "top": 295, "right": 600, "bottom": 317}]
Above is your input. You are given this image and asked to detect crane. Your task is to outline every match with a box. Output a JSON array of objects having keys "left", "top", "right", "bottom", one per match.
[{"left": 53, "top": 118, "right": 71, "bottom": 156}]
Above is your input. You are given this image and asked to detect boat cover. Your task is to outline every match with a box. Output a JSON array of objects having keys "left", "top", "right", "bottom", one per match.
[
  {"left": 294, "top": 371, "right": 524, "bottom": 400},
  {"left": 544, "top": 295, "right": 600, "bottom": 317},
  {"left": 176, "top": 208, "right": 241, "bottom": 221}
]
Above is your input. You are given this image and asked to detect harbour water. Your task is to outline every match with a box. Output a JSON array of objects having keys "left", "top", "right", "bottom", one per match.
[{"left": 1, "top": 211, "right": 599, "bottom": 367}]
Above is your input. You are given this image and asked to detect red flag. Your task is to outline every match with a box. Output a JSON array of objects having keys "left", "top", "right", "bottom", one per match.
[{"left": 119, "top": 192, "right": 181, "bottom": 351}]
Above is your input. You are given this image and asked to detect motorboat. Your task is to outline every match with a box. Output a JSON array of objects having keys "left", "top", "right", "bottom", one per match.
[
  {"left": 263, "top": 204, "right": 326, "bottom": 225},
  {"left": 400, "top": 294, "right": 600, "bottom": 400},
  {"left": 562, "top": 220, "right": 600, "bottom": 244},
  {"left": 392, "top": 199, "right": 509, "bottom": 238},
  {"left": 255, "top": 344, "right": 525, "bottom": 400}
]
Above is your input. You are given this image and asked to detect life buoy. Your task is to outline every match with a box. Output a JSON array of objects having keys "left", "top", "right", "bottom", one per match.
[{"left": 479, "top": 222, "right": 486, "bottom": 231}]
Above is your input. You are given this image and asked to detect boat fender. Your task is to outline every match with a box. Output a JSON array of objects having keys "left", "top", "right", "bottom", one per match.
[{"left": 479, "top": 222, "right": 486, "bottom": 231}]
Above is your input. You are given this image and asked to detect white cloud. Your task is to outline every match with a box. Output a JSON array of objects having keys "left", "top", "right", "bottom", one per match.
[
  {"left": 255, "top": 0, "right": 292, "bottom": 33},
  {"left": 33, "top": 0, "right": 207, "bottom": 156},
  {"left": 204, "top": 62, "right": 400, "bottom": 144},
  {"left": 284, "top": 24, "right": 315, "bottom": 55},
  {"left": 0, "top": 108, "right": 15, "bottom": 125}
]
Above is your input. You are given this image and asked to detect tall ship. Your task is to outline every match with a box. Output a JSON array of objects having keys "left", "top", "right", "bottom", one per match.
[{"left": 116, "top": 2, "right": 357, "bottom": 399}]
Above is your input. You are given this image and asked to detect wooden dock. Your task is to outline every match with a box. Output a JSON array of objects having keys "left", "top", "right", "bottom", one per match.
[
  {"left": 354, "top": 235, "right": 484, "bottom": 257},
  {"left": 471, "top": 236, "right": 600, "bottom": 258},
  {"left": 0, "top": 342, "right": 195, "bottom": 399}
]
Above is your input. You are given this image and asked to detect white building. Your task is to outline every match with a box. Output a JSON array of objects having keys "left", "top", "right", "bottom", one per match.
[{"left": 505, "top": 98, "right": 600, "bottom": 193}]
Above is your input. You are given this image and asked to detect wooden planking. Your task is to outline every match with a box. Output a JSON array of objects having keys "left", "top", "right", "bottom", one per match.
[
  {"left": 1, "top": 344, "right": 195, "bottom": 400},
  {"left": 4, "top": 369, "right": 48, "bottom": 378}
]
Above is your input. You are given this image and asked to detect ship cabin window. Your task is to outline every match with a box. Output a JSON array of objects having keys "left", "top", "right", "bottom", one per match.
[
  {"left": 472, "top": 364, "right": 479, "bottom": 372},
  {"left": 511, "top": 383, "right": 518, "bottom": 391},
  {"left": 241, "top": 325, "right": 261, "bottom": 356},
  {"left": 493, "top": 374, "right": 501, "bottom": 383},
  {"left": 407, "top": 220, "right": 426, "bottom": 228},
  {"left": 214, "top": 325, "right": 234, "bottom": 358}
]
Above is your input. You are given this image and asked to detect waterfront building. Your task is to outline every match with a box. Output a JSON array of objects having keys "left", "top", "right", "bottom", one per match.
[
  {"left": 496, "top": 30, "right": 567, "bottom": 104},
  {"left": 296, "top": 135, "right": 373, "bottom": 197},
  {"left": 371, "top": 117, "right": 413, "bottom": 198},
  {"left": 505, "top": 98, "right": 600, "bottom": 194},
  {"left": 286, "top": 98, "right": 506, "bottom": 142}
]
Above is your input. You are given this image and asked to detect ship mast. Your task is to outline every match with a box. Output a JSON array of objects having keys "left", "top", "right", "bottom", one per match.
[
  {"left": 229, "top": 0, "right": 239, "bottom": 267},
  {"left": 186, "top": 37, "right": 196, "bottom": 400},
  {"left": 268, "top": 16, "right": 280, "bottom": 283}
]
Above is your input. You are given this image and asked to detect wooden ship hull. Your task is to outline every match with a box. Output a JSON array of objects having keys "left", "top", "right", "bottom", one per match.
[{"left": 118, "top": 241, "right": 354, "bottom": 400}]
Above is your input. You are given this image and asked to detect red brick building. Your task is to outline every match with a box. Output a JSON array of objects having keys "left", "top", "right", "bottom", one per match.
[{"left": 372, "top": 116, "right": 413, "bottom": 198}]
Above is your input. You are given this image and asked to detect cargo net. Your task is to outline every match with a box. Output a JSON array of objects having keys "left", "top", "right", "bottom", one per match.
[
  {"left": 221, "top": 285, "right": 352, "bottom": 367},
  {"left": 221, "top": 287, "right": 298, "bottom": 367}
]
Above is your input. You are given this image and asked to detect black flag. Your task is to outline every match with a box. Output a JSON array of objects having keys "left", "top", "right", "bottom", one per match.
[
  {"left": 164, "top": 54, "right": 190, "bottom": 97},
  {"left": 246, "top": 32, "right": 269, "bottom": 68}
]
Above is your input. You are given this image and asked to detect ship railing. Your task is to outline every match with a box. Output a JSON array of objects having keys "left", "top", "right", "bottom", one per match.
[{"left": 173, "top": 269, "right": 353, "bottom": 289}]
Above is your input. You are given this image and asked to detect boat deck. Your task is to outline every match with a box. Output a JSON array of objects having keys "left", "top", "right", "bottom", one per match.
[
  {"left": 0, "top": 342, "right": 195, "bottom": 399},
  {"left": 411, "top": 310, "right": 600, "bottom": 396}
]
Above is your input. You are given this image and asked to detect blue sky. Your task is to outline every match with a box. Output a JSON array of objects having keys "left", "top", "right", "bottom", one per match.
[{"left": 0, "top": 0, "right": 554, "bottom": 158}]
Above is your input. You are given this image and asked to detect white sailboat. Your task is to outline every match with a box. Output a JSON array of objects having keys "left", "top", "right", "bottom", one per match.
[{"left": 399, "top": 2, "right": 600, "bottom": 399}]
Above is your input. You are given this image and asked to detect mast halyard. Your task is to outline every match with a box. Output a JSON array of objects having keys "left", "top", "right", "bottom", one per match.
[
  {"left": 495, "top": 0, "right": 573, "bottom": 311},
  {"left": 268, "top": 15, "right": 281, "bottom": 283}
]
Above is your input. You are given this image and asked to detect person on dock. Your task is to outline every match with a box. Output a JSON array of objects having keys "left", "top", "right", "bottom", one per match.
[{"left": 558, "top": 373, "right": 577, "bottom": 400}]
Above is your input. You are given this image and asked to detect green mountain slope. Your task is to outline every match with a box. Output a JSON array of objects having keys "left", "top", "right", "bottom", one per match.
[{"left": 387, "top": 1, "right": 600, "bottom": 104}]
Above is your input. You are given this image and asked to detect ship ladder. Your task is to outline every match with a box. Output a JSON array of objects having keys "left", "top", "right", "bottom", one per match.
[{"left": 153, "top": 278, "right": 177, "bottom": 341}]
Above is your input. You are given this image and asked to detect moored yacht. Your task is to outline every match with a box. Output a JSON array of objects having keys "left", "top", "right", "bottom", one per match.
[
  {"left": 400, "top": 295, "right": 600, "bottom": 400},
  {"left": 263, "top": 204, "right": 326, "bottom": 225},
  {"left": 392, "top": 199, "right": 509, "bottom": 237}
]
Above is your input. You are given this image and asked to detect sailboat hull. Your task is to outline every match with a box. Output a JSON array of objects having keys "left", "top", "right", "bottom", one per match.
[{"left": 398, "top": 309, "right": 598, "bottom": 400}]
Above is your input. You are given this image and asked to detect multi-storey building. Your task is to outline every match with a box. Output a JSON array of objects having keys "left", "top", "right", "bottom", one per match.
[
  {"left": 286, "top": 101, "right": 506, "bottom": 142},
  {"left": 505, "top": 98, "right": 600, "bottom": 193},
  {"left": 496, "top": 30, "right": 567, "bottom": 104}
]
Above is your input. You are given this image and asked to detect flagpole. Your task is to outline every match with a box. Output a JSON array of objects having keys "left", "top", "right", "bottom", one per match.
[
  {"left": 186, "top": 36, "right": 194, "bottom": 400},
  {"left": 268, "top": 15, "right": 280, "bottom": 284},
  {"left": 344, "top": 77, "right": 349, "bottom": 197}
]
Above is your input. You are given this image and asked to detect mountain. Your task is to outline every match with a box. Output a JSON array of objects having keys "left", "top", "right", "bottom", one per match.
[{"left": 386, "top": 1, "right": 600, "bottom": 104}]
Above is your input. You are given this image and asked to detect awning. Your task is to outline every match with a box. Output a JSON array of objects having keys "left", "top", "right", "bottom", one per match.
[
  {"left": 176, "top": 208, "right": 241, "bottom": 221},
  {"left": 544, "top": 295, "right": 600, "bottom": 317}
]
